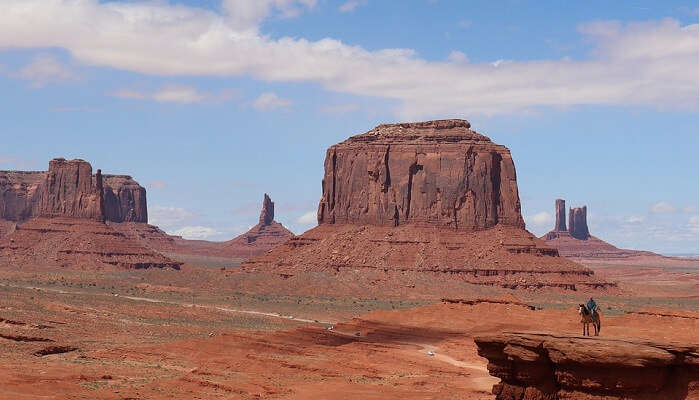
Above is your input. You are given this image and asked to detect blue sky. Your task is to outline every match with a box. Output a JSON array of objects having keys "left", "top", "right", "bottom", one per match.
[{"left": 0, "top": 0, "right": 698, "bottom": 253}]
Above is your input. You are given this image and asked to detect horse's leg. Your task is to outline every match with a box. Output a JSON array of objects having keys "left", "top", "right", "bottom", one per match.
[{"left": 582, "top": 323, "right": 585, "bottom": 336}]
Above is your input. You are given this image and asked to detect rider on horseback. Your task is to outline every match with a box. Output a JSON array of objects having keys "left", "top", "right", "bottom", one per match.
[{"left": 586, "top": 297, "right": 598, "bottom": 314}]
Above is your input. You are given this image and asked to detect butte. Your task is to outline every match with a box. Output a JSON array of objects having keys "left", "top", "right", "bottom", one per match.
[
  {"left": 241, "top": 120, "right": 615, "bottom": 294},
  {"left": 0, "top": 158, "right": 180, "bottom": 270}
]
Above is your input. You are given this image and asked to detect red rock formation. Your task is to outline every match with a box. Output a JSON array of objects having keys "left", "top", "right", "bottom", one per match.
[
  {"left": 0, "top": 217, "right": 181, "bottom": 270},
  {"left": 40, "top": 159, "right": 104, "bottom": 221},
  {"left": 554, "top": 198, "right": 566, "bottom": 232},
  {"left": 475, "top": 332, "right": 699, "bottom": 400},
  {"left": 102, "top": 175, "right": 148, "bottom": 223},
  {"left": 0, "top": 159, "right": 148, "bottom": 224},
  {"left": 542, "top": 200, "right": 692, "bottom": 262},
  {"left": 569, "top": 206, "right": 589, "bottom": 240},
  {"left": 241, "top": 120, "right": 614, "bottom": 292},
  {"left": 317, "top": 120, "right": 525, "bottom": 230},
  {"left": 219, "top": 194, "right": 294, "bottom": 258}
]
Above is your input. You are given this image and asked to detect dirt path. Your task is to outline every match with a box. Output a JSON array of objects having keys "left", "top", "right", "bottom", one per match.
[{"left": 0, "top": 283, "right": 334, "bottom": 325}]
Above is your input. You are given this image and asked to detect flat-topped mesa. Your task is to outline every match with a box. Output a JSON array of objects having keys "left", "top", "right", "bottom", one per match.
[
  {"left": 0, "top": 160, "right": 148, "bottom": 223},
  {"left": 569, "top": 206, "right": 590, "bottom": 240},
  {"left": 317, "top": 119, "right": 525, "bottom": 231},
  {"left": 259, "top": 193, "right": 274, "bottom": 225},
  {"left": 40, "top": 158, "right": 105, "bottom": 221}
]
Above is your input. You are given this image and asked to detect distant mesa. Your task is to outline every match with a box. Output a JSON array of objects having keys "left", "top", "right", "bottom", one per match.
[
  {"left": 541, "top": 199, "right": 687, "bottom": 261},
  {"left": 242, "top": 120, "right": 615, "bottom": 292},
  {"left": 218, "top": 194, "right": 294, "bottom": 258},
  {"left": 0, "top": 158, "right": 147, "bottom": 226},
  {"left": 0, "top": 158, "right": 180, "bottom": 270}
]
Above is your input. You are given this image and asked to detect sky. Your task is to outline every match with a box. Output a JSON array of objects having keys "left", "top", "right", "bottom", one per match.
[{"left": 0, "top": 0, "right": 698, "bottom": 254}]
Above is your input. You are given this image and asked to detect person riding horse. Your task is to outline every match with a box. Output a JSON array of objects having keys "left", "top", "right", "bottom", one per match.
[{"left": 579, "top": 297, "right": 601, "bottom": 336}]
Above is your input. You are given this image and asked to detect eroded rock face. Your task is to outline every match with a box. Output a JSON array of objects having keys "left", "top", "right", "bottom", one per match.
[
  {"left": 0, "top": 159, "right": 147, "bottom": 223},
  {"left": 103, "top": 175, "right": 148, "bottom": 223},
  {"left": 40, "top": 159, "right": 105, "bottom": 221},
  {"left": 241, "top": 120, "right": 615, "bottom": 293},
  {"left": 259, "top": 193, "right": 274, "bottom": 225},
  {"left": 569, "top": 206, "right": 589, "bottom": 240},
  {"left": 317, "top": 120, "right": 525, "bottom": 231},
  {"left": 555, "top": 199, "right": 567, "bottom": 232},
  {"left": 475, "top": 332, "right": 699, "bottom": 400}
]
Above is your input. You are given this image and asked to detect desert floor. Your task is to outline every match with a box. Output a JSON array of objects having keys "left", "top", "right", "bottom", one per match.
[{"left": 1, "top": 257, "right": 698, "bottom": 400}]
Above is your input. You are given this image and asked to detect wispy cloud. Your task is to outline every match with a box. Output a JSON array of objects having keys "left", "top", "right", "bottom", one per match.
[
  {"left": 148, "top": 205, "right": 199, "bottom": 228},
  {"left": 171, "top": 226, "right": 222, "bottom": 240},
  {"left": 252, "top": 92, "right": 292, "bottom": 111},
  {"left": 3, "top": 2, "right": 699, "bottom": 116},
  {"left": 650, "top": 201, "right": 676, "bottom": 214},
  {"left": 111, "top": 85, "right": 235, "bottom": 104},
  {"left": 525, "top": 211, "right": 553, "bottom": 229},
  {"left": 296, "top": 210, "right": 317, "bottom": 225},
  {"left": 15, "top": 55, "right": 75, "bottom": 88},
  {"left": 339, "top": 0, "right": 367, "bottom": 13},
  {"left": 148, "top": 181, "right": 167, "bottom": 190}
]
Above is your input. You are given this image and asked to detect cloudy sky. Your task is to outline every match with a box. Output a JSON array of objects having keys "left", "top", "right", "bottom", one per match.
[{"left": 1, "top": 0, "right": 698, "bottom": 253}]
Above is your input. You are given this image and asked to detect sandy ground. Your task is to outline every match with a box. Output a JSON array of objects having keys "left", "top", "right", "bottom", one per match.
[{"left": 1, "top": 257, "right": 698, "bottom": 399}]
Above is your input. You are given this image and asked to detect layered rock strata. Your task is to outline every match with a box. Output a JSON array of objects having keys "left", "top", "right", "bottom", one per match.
[
  {"left": 0, "top": 160, "right": 147, "bottom": 224},
  {"left": 242, "top": 120, "right": 614, "bottom": 292},
  {"left": 0, "top": 158, "right": 179, "bottom": 270},
  {"left": 317, "top": 119, "right": 525, "bottom": 230},
  {"left": 554, "top": 199, "right": 566, "bottom": 232},
  {"left": 475, "top": 332, "right": 699, "bottom": 400},
  {"left": 220, "top": 194, "right": 294, "bottom": 258}
]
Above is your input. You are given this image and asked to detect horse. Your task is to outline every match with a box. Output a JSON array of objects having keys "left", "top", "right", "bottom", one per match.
[{"left": 578, "top": 304, "right": 601, "bottom": 336}]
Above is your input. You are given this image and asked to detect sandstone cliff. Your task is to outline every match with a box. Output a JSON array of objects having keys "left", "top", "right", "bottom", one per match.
[
  {"left": 219, "top": 194, "right": 294, "bottom": 258},
  {"left": 241, "top": 120, "right": 614, "bottom": 293},
  {"left": 40, "top": 158, "right": 105, "bottom": 221},
  {"left": 475, "top": 332, "right": 698, "bottom": 400},
  {"left": 317, "top": 120, "right": 525, "bottom": 230},
  {"left": 0, "top": 159, "right": 147, "bottom": 223}
]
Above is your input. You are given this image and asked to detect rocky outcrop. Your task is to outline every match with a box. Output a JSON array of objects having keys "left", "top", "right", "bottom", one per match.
[
  {"left": 259, "top": 193, "right": 274, "bottom": 226},
  {"left": 102, "top": 175, "right": 148, "bottom": 223},
  {"left": 542, "top": 200, "right": 689, "bottom": 261},
  {"left": 569, "top": 206, "right": 589, "bottom": 240},
  {"left": 40, "top": 158, "right": 105, "bottom": 221},
  {"left": 554, "top": 199, "right": 566, "bottom": 232},
  {"left": 241, "top": 121, "right": 615, "bottom": 293},
  {"left": 219, "top": 194, "right": 294, "bottom": 258},
  {"left": 475, "top": 332, "right": 699, "bottom": 400},
  {"left": 0, "top": 217, "right": 181, "bottom": 270},
  {"left": 317, "top": 120, "right": 525, "bottom": 231},
  {"left": 0, "top": 159, "right": 148, "bottom": 224}
]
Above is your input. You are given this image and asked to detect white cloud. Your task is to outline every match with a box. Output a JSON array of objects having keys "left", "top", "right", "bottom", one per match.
[
  {"left": 149, "top": 206, "right": 198, "bottom": 228},
  {"left": 111, "top": 85, "right": 235, "bottom": 104},
  {"left": 296, "top": 210, "right": 317, "bottom": 225},
  {"left": 148, "top": 181, "right": 167, "bottom": 189},
  {"left": 2, "top": 3, "right": 699, "bottom": 116},
  {"left": 650, "top": 201, "right": 676, "bottom": 214},
  {"left": 15, "top": 55, "right": 74, "bottom": 87},
  {"left": 172, "top": 226, "right": 222, "bottom": 240},
  {"left": 689, "top": 215, "right": 699, "bottom": 233},
  {"left": 252, "top": 92, "right": 292, "bottom": 111},
  {"left": 339, "top": 0, "right": 367, "bottom": 13},
  {"left": 525, "top": 211, "right": 553, "bottom": 228},
  {"left": 624, "top": 215, "right": 645, "bottom": 224},
  {"left": 447, "top": 50, "right": 468, "bottom": 63},
  {"left": 683, "top": 205, "right": 698, "bottom": 213}
]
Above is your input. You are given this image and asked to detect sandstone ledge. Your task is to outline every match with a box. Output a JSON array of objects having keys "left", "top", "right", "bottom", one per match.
[{"left": 475, "top": 332, "right": 699, "bottom": 400}]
